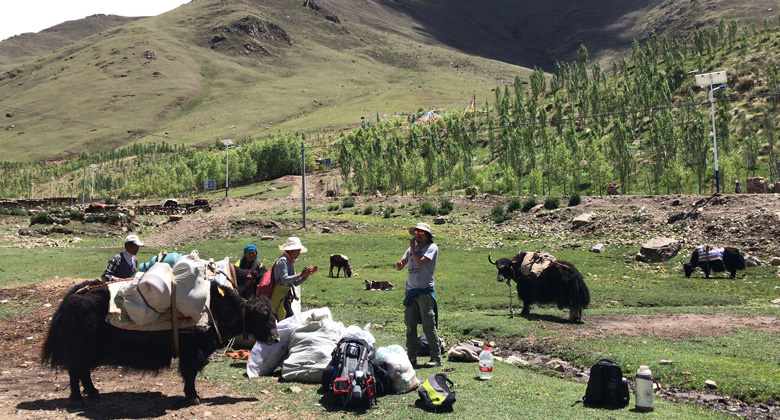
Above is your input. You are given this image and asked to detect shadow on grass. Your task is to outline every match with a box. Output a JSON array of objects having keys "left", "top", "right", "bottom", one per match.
[
  {"left": 17, "top": 392, "right": 256, "bottom": 419},
  {"left": 483, "top": 311, "right": 575, "bottom": 324}
]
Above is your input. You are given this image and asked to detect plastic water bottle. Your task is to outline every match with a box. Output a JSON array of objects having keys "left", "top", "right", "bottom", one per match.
[
  {"left": 478, "top": 347, "right": 493, "bottom": 380},
  {"left": 635, "top": 365, "right": 654, "bottom": 412}
]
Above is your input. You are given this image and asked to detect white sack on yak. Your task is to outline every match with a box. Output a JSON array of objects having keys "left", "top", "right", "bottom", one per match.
[
  {"left": 171, "top": 251, "right": 210, "bottom": 319},
  {"left": 136, "top": 262, "right": 174, "bottom": 313}
]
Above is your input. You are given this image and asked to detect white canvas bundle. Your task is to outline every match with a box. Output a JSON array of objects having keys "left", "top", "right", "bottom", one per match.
[
  {"left": 116, "top": 281, "right": 161, "bottom": 326},
  {"left": 281, "top": 319, "right": 345, "bottom": 383},
  {"left": 171, "top": 251, "right": 209, "bottom": 319},
  {"left": 136, "top": 262, "right": 174, "bottom": 313}
]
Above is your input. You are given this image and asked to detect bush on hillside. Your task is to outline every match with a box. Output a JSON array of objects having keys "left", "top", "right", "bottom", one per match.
[
  {"left": 544, "top": 195, "right": 560, "bottom": 210},
  {"left": 420, "top": 200, "right": 437, "bottom": 216},
  {"left": 507, "top": 197, "right": 522, "bottom": 213},
  {"left": 491, "top": 203, "right": 510, "bottom": 223},
  {"left": 521, "top": 197, "right": 538, "bottom": 213},
  {"left": 438, "top": 198, "right": 454, "bottom": 215}
]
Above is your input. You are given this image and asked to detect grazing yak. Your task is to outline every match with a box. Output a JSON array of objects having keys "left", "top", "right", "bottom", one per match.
[
  {"left": 329, "top": 254, "right": 353, "bottom": 278},
  {"left": 683, "top": 246, "right": 746, "bottom": 279},
  {"left": 489, "top": 251, "right": 590, "bottom": 323},
  {"left": 41, "top": 279, "right": 279, "bottom": 405}
]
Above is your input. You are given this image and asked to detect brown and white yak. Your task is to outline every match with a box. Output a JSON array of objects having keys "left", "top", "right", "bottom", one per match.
[
  {"left": 489, "top": 251, "right": 590, "bottom": 323},
  {"left": 41, "top": 279, "right": 278, "bottom": 405}
]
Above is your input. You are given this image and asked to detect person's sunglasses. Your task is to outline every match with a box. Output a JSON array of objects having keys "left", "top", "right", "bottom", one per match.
[{"left": 414, "top": 229, "right": 426, "bottom": 235}]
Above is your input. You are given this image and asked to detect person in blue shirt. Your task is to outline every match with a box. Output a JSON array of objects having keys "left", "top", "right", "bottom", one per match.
[{"left": 395, "top": 222, "right": 440, "bottom": 367}]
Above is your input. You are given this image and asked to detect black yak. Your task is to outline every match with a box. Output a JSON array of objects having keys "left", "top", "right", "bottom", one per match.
[
  {"left": 489, "top": 251, "right": 590, "bottom": 323},
  {"left": 41, "top": 279, "right": 278, "bottom": 405},
  {"left": 231, "top": 264, "right": 267, "bottom": 299},
  {"left": 329, "top": 254, "right": 353, "bottom": 278},
  {"left": 683, "top": 246, "right": 746, "bottom": 279}
]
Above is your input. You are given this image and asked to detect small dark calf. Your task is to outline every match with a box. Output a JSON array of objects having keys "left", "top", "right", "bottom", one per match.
[
  {"left": 683, "top": 246, "right": 746, "bottom": 279},
  {"left": 329, "top": 254, "right": 352, "bottom": 278}
]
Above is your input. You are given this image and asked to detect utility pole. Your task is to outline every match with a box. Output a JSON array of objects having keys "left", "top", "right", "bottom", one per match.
[
  {"left": 82, "top": 166, "right": 87, "bottom": 204},
  {"left": 301, "top": 142, "right": 307, "bottom": 228},
  {"left": 695, "top": 71, "right": 728, "bottom": 193},
  {"left": 222, "top": 139, "right": 234, "bottom": 198}
]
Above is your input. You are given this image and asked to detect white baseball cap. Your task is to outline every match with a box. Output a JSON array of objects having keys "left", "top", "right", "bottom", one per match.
[{"left": 124, "top": 234, "right": 145, "bottom": 247}]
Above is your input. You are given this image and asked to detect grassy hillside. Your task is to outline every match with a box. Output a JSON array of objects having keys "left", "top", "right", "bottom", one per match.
[
  {"left": 0, "top": 0, "right": 522, "bottom": 162},
  {"left": 0, "top": 14, "right": 143, "bottom": 71},
  {"left": 1, "top": 0, "right": 777, "bottom": 163}
]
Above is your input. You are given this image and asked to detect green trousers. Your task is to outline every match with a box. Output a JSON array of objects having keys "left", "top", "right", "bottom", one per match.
[{"left": 404, "top": 293, "right": 440, "bottom": 362}]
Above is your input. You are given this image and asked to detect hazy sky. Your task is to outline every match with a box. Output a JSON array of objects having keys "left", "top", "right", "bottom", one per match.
[{"left": 0, "top": 1, "right": 190, "bottom": 41}]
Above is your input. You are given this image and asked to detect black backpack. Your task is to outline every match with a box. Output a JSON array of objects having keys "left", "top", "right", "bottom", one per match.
[
  {"left": 418, "top": 373, "right": 456, "bottom": 412},
  {"left": 416, "top": 335, "right": 445, "bottom": 357},
  {"left": 324, "top": 338, "right": 377, "bottom": 408},
  {"left": 581, "top": 359, "right": 630, "bottom": 408}
]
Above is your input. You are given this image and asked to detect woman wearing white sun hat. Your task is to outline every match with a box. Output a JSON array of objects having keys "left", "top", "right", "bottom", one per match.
[{"left": 270, "top": 237, "right": 318, "bottom": 320}]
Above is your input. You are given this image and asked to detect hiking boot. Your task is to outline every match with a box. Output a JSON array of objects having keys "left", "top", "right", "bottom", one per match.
[
  {"left": 423, "top": 360, "right": 442, "bottom": 368},
  {"left": 409, "top": 358, "right": 418, "bottom": 367}
]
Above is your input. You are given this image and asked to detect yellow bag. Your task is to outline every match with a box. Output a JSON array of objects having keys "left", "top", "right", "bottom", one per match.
[{"left": 269, "top": 284, "right": 298, "bottom": 320}]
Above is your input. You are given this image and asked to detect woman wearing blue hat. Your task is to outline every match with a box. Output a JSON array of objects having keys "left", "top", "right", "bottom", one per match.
[{"left": 235, "top": 244, "right": 266, "bottom": 296}]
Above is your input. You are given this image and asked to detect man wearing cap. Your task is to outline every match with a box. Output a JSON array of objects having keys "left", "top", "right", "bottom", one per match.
[
  {"left": 395, "top": 222, "right": 441, "bottom": 367},
  {"left": 270, "top": 237, "right": 318, "bottom": 320},
  {"left": 102, "top": 234, "right": 144, "bottom": 282}
]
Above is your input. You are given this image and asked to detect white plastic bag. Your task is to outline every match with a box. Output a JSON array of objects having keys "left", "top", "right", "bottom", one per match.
[
  {"left": 375, "top": 344, "right": 420, "bottom": 393},
  {"left": 341, "top": 324, "right": 376, "bottom": 355},
  {"left": 247, "top": 341, "right": 288, "bottom": 377}
]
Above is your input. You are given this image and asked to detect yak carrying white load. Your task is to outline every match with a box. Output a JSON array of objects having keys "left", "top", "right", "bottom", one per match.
[{"left": 110, "top": 250, "right": 210, "bottom": 327}]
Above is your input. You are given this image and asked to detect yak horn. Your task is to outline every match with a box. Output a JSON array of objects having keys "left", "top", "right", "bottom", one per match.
[{"left": 488, "top": 251, "right": 496, "bottom": 265}]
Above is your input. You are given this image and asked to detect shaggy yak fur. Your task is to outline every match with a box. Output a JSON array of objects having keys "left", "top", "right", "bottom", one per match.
[
  {"left": 329, "top": 254, "right": 352, "bottom": 278},
  {"left": 41, "top": 279, "right": 279, "bottom": 405},
  {"left": 683, "top": 247, "right": 746, "bottom": 279},
  {"left": 232, "top": 264, "right": 267, "bottom": 299},
  {"left": 489, "top": 251, "right": 590, "bottom": 323}
]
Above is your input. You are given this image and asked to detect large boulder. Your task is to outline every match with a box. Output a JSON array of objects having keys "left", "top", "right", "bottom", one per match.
[
  {"left": 745, "top": 255, "right": 762, "bottom": 267},
  {"left": 636, "top": 237, "right": 681, "bottom": 262},
  {"left": 572, "top": 213, "right": 592, "bottom": 228},
  {"left": 590, "top": 243, "right": 606, "bottom": 253}
]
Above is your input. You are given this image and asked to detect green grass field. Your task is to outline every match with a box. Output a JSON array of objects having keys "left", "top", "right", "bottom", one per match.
[{"left": 1, "top": 200, "right": 778, "bottom": 418}]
